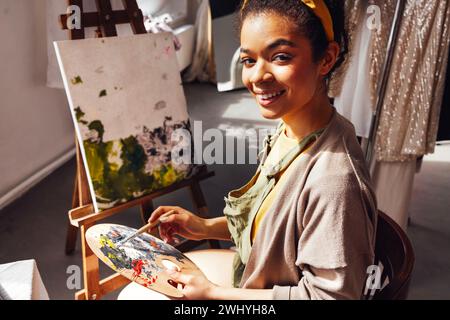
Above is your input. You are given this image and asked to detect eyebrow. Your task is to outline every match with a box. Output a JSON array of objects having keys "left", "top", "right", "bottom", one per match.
[
  {"left": 240, "top": 38, "right": 297, "bottom": 54},
  {"left": 267, "top": 39, "right": 297, "bottom": 50}
]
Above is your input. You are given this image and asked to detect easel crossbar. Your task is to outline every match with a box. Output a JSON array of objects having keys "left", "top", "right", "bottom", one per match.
[
  {"left": 60, "top": 10, "right": 136, "bottom": 30},
  {"left": 68, "top": 170, "right": 215, "bottom": 227}
]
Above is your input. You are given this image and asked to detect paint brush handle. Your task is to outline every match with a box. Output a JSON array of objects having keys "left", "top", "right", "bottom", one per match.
[
  {"left": 135, "top": 221, "right": 155, "bottom": 235},
  {"left": 117, "top": 210, "right": 176, "bottom": 246},
  {"left": 126, "top": 220, "right": 159, "bottom": 240},
  {"left": 137, "top": 210, "right": 176, "bottom": 234}
]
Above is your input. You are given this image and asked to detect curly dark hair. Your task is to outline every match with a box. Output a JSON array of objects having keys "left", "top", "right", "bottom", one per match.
[{"left": 238, "top": 0, "right": 348, "bottom": 80}]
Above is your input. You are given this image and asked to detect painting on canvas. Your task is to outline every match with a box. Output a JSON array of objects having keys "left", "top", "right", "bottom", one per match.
[{"left": 54, "top": 33, "right": 195, "bottom": 212}]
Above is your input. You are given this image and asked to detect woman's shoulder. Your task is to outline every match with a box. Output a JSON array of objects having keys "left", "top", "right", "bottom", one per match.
[
  {"left": 299, "top": 113, "right": 377, "bottom": 225},
  {"left": 305, "top": 111, "right": 374, "bottom": 195}
]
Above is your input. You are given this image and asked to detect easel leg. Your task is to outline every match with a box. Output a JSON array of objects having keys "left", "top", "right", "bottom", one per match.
[
  {"left": 189, "top": 180, "right": 221, "bottom": 249},
  {"left": 66, "top": 173, "right": 79, "bottom": 254},
  {"left": 140, "top": 199, "right": 154, "bottom": 224},
  {"left": 79, "top": 222, "right": 101, "bottom": 300},
  {"left": 65, "top": 223, "right": 79, "bottom": 254}
]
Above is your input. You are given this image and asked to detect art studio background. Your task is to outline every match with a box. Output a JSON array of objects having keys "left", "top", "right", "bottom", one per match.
[{"left": 0, "top": 0, "right": 450, "bottom": 300}]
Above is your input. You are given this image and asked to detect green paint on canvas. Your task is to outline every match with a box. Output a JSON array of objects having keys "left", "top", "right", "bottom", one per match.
[
  {"left": 76, "top": 106, "right": 190, "bottom": 209},
  {"left": 88, "top": 121, "right": 105, "bottom": 140},
  {"left": 71, "top": 76, "right": 83, "bottom": 85},
  {"left": 74, "top": 107, "right": 88, "bottom": 125}
]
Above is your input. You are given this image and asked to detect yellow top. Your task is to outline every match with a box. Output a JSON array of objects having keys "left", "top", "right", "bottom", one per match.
[
  {"left": 241, "top": 0, "right": 335, "bottom": 42},
  {"left": 251, "top": 128, "right": 312, "bottom": 244}
]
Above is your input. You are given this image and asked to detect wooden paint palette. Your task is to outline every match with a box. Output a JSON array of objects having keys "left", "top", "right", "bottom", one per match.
[{"left": 86, "top": 224, "right": 199, "bottom": 297}]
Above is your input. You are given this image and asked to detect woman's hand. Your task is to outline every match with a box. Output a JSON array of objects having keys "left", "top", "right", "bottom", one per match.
[
  {"left": 167, "top": 268, "right": 274, "bottom": 300},
  {"left": 148, "top": 206, "right": 208, "bottom": 243},
  {"left": 167, "top": 268, "right": 217, "bottom": 300}
]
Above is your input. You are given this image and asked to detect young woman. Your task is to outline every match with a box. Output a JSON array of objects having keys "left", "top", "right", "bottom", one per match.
[{"left": 149, "top": 0, "right": 377, "bottom": 300}]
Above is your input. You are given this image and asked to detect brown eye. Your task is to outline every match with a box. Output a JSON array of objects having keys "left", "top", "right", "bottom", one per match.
[
  {"left": 273, "top": 54, "right": 292, "bottom": 62},
  {"left": 240, "top": 57, "right": 256, "bottom": 67}
]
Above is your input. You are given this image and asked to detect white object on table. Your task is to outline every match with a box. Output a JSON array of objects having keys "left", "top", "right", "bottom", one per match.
[{"left": 0, "top": 259, "right": 50, "bottom": 300}]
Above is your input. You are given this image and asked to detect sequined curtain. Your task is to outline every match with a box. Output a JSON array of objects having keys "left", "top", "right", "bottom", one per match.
[
  {"left": 330, "top": 0, "right": 450, "bottom": 162},
  {"left": 374, "top": 0, "right": 450, "bottom": 162},
  {"left": 328, "top": 0, "right": 393, "bottom": 106},
  {"left": 327, "top": 0, "right": 363, "bottom": 98}
]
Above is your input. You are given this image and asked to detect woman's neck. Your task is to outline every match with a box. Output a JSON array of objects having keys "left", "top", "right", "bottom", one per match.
[{"left": 282, "top": 92, "right": 333, "bottom": 141}]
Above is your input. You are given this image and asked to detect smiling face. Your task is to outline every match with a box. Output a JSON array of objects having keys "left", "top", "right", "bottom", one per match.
[{"left": 240, "top": 12, "right": 325, "bottom": 120}]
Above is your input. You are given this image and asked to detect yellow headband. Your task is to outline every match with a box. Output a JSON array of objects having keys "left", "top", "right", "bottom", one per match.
[{"left": 241, "top": 0, "right": 335, "bottom": 42}]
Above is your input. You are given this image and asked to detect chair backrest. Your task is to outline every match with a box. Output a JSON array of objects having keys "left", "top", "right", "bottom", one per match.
[{"left": 367, "top": 211, "right": 415, "bottom": 300}]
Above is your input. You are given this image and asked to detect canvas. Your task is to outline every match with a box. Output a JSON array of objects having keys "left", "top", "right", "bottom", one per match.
[
  {"left": 86, "top": 224, "right": 199, "bottom": 297},
  {"left": 55, "top": 33, "right": 195, "bottom": 212}
]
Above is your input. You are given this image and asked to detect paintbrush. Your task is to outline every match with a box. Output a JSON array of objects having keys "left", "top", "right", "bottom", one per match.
[{"left": 116, "top": 210, "right": 175, "bottom": 247}]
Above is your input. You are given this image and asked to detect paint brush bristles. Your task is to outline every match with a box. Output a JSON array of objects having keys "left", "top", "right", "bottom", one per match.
[{"left": 116, "top": 210, "right": 175, "bottom": 247}]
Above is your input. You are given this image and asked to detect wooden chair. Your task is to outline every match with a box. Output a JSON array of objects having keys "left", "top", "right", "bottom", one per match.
[{"left": 370, "top": 210, "right": 415, "bottom": 300}]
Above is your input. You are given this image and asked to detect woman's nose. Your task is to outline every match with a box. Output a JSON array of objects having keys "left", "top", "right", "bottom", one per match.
[{"left": 249, "top": 61, "right": 274, "bottom": 84}]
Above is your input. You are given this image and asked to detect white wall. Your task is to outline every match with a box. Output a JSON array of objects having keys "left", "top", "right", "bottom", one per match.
[{"left": 0, "top": 0, "right": 75, "bottom": 209}]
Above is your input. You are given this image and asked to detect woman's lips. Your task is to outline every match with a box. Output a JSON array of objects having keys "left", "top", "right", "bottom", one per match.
[{"left": 255, "top": 90, "right": 286, "bottom": 107}]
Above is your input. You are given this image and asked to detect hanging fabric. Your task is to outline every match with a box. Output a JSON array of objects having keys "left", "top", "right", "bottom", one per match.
[
  {"left": 330, "top": 1, "right": 450, "bottom": 227},
  {"left": 331, "top": 2, "right": 374, "bottom": 138},
  {"left": 374, "top": 0, "right": 450, "bottom": 162},
  {"left": 370, "top": 158, "right": 417, "bottom": 230},
  {"left": 328, "top": 1, "right": 397, "bottom": 138},
  {"left": 182, "top": 0, "right": 216, "bottom": 83},
  {"left": 370, "top": 0, "right": 450, "bottom": 228},
  {"left": 328, "top": 0, "right": 361, "bottom": 98}
]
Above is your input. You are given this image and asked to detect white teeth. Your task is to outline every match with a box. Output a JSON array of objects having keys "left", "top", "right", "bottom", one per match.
[{"left": 259, "top": 91, "right": 283, "bottom": 99}]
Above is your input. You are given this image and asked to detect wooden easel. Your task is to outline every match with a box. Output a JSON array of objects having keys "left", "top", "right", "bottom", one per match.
[{"left": 60, "top": 0, "right": 219, "bottom": 300}]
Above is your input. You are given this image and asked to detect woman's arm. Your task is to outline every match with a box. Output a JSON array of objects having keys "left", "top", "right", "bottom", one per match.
[
  {"left": 149, "top": 206, "right": 231, "bottom": 242},
  {"left": 204, "top": 216, "right": 232, "bottom": 241},
  {"left": 167, "top": 269, "right": 273, "bottom": 300},
  {"left": 208, "top": 286, "right": 273, "bottom": 300}
]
